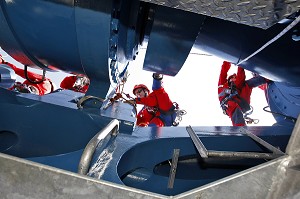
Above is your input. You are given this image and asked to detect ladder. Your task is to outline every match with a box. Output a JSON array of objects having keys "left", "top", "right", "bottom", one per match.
[{"left": 186, "top": 126, "right": 285, "bottom": 160}]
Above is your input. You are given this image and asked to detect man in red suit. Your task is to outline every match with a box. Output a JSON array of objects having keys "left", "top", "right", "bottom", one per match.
[
  {"left": 218, "top": 61, "right": 268, "bottom": 126},
  {"left": 132, "top": 73, "right": 178, "bottom": 127},
  {"left": 60, "top": 74, "right": 90, "bottom": 93}
]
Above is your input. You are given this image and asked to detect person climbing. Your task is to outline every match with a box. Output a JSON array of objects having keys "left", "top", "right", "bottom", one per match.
[
  {"left": 218, "top": 61, "right": 269, "bottom": 126},
  {"left": 132, "top": 73, "right": 182, "bottom": 127},
  {"left": 1, "top": 56, "right": 54, "bottom": 95},
  {"left": 60, "top": 73, "right": 90, "bottom": 93}
]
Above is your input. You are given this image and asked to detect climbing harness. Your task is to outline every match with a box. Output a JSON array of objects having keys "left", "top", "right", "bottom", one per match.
[
  {"left": 171, "top": 102, "right": 187, "bottom": 126},
  {"left": 155, "top": 102, "right": 187, "bottom": 126},
  {"left": 219, "top": 84, "right": 258, "bottom": 124},
  {"left": 219, "top": 87, "right": 238, "bottom": 115},
  {"left": 172, "top": 109, "right": 187, "bottom": 126}
]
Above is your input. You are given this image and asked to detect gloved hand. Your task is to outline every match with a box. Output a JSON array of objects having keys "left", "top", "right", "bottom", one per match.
[
  {"left": 153, "top": 73, "right": 163, "bottom": 80},
  {"left": 222, "top": 61, "right": 231, "bottom": 72}
]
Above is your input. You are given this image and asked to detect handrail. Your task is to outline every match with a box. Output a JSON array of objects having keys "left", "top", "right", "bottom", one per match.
[{"left": 78, "top": 119, "right": 119, "bottom": 175}]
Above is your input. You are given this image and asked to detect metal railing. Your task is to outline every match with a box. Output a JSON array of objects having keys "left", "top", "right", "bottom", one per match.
[{"left": 78, "top": 119, "right": 119, "bottom": 175}]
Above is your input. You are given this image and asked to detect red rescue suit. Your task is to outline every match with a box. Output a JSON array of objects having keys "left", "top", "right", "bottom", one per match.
[
  {"left": 136, "top": 106, "right": 164, "bottom": 127},
  {"left": 218, "top": 61, "right": 252, "bottom": 126},
  {"left": 5, "top": 62, "right": 53, "bottom": 95},
  {"left": 60, "top": 75, "right": 89, "bottom": 93},
  {"left": 135, "top": 78, "right": 176, "bottom": 127}
]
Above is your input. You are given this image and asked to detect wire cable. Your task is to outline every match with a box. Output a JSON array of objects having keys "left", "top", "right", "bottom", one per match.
[{"left": 263, "top": 106, "right": 297, "bottom": 122}]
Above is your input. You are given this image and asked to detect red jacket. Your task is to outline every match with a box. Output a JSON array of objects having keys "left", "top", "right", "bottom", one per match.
[
  {"left": 136, "top": 106, "right": 162, "bottom": 127},
  {"left": 218, "top": 61, "right": 252, "bottom": 118},
  {"left": 135, "top": 80, "right": 174, "bottom": 127},
  {"left": 135, "top": 87, "right": 173, "bottom": 112},
  {"left": 60, "top": 75, "right": 89, "bottom": 93},
  {"left": 6, "top": 62, "right": 53, "bottom": 95}
]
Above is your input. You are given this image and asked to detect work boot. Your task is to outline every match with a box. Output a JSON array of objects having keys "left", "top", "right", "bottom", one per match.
[{"left": 153, "top": 73, "right": 163, "bottom": 80}]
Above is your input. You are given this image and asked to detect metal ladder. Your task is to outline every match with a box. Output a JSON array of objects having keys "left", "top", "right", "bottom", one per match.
[{"left": 186, "top": 126, "right": 285, "bottom": 160}]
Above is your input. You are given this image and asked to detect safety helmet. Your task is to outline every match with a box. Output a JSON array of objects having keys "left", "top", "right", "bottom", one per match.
[
  {"left": 228, "top": 73, "right": 236, "bottom": 84},
  {"left": 133, "top": 84, "right": 149, "bottom": 95}
]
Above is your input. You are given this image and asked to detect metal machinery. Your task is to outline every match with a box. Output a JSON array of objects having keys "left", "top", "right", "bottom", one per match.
[{"left": 0, "top": 0, "right": 300, "bottom": 198}]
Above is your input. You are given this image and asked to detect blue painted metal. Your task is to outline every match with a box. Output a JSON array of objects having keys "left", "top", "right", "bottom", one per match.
[
  {"left": 27, "top": 149, "right": 84, "bottom": 173},
  {"left": 143, "top": 6, "right": 204, "bottom": 76},
  {"left": 266, "top": 82, "right": 300, "bottom": 124},
  {"left": 0, "top": 87, "right": 114, "bottom": 157},
  {"left": 0, "top": 0, "right": 115, "bottom": 97},
  {"left": 88, "top": 126, "right": 292, "bottom": 196},
  {"left": 0, "top": 0, "right": 299, "bottom": 197},
  {"left": 194, "top": 16, "right": 300, "bottom": 85},
  {"left": 0, "top": 64, "right": 16, "bottom": 88}
]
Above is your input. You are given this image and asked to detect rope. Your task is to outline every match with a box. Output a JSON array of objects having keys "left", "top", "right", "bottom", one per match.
[{"left": 108, "top": 92, "right": 138, "bottom": 116}]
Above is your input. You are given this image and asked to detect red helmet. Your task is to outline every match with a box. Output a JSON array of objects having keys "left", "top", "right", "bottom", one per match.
[
  {"left": 133, "top": 84, "right": 149, "bottom": 95},
  {"left": 228, "top": 73, "right": 236, "bottom": 83}
]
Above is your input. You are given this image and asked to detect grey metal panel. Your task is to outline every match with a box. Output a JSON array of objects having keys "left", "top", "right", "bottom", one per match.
[
  {"left": 176, "top": 156, "right": 289, "bottom": 199},
  {"left": 140, "top": 0, "right": 300, "bottom": 29},
  {"left": 0, "top": 153, "right": 165, "bottom": 199},
  {"left": 266, "top": 116, "right": 300, "bottom": 199}
]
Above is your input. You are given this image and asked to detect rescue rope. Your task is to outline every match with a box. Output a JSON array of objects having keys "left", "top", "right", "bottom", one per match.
[
  {"left": 237, "top": 14, "right": 300, "bottom": 65},
  {"left": 108, "top": 91, "right": 138, "bottom": 117}
]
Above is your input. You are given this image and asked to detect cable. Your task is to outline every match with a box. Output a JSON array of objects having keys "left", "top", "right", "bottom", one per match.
[{"left": 263, "top": 106, "right": 297, "bottom": 122}]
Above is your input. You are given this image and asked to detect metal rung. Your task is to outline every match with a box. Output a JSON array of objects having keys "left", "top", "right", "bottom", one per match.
[
  {"left": 239, "top": 128, "right": 285, "bottom": 155},
  {"left": 186, "top": 126, "right": 285, "bottom": 160},
  {"left": 168, "top": 149, "right": 180, "bottom": 189},
  {"left": 186, "top": 126, "right": 208, "bottom": 158}
]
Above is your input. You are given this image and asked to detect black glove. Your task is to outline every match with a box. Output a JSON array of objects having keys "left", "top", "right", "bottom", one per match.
[{"left": 153, "top": 73, "right": 163, "bottom": 80}]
